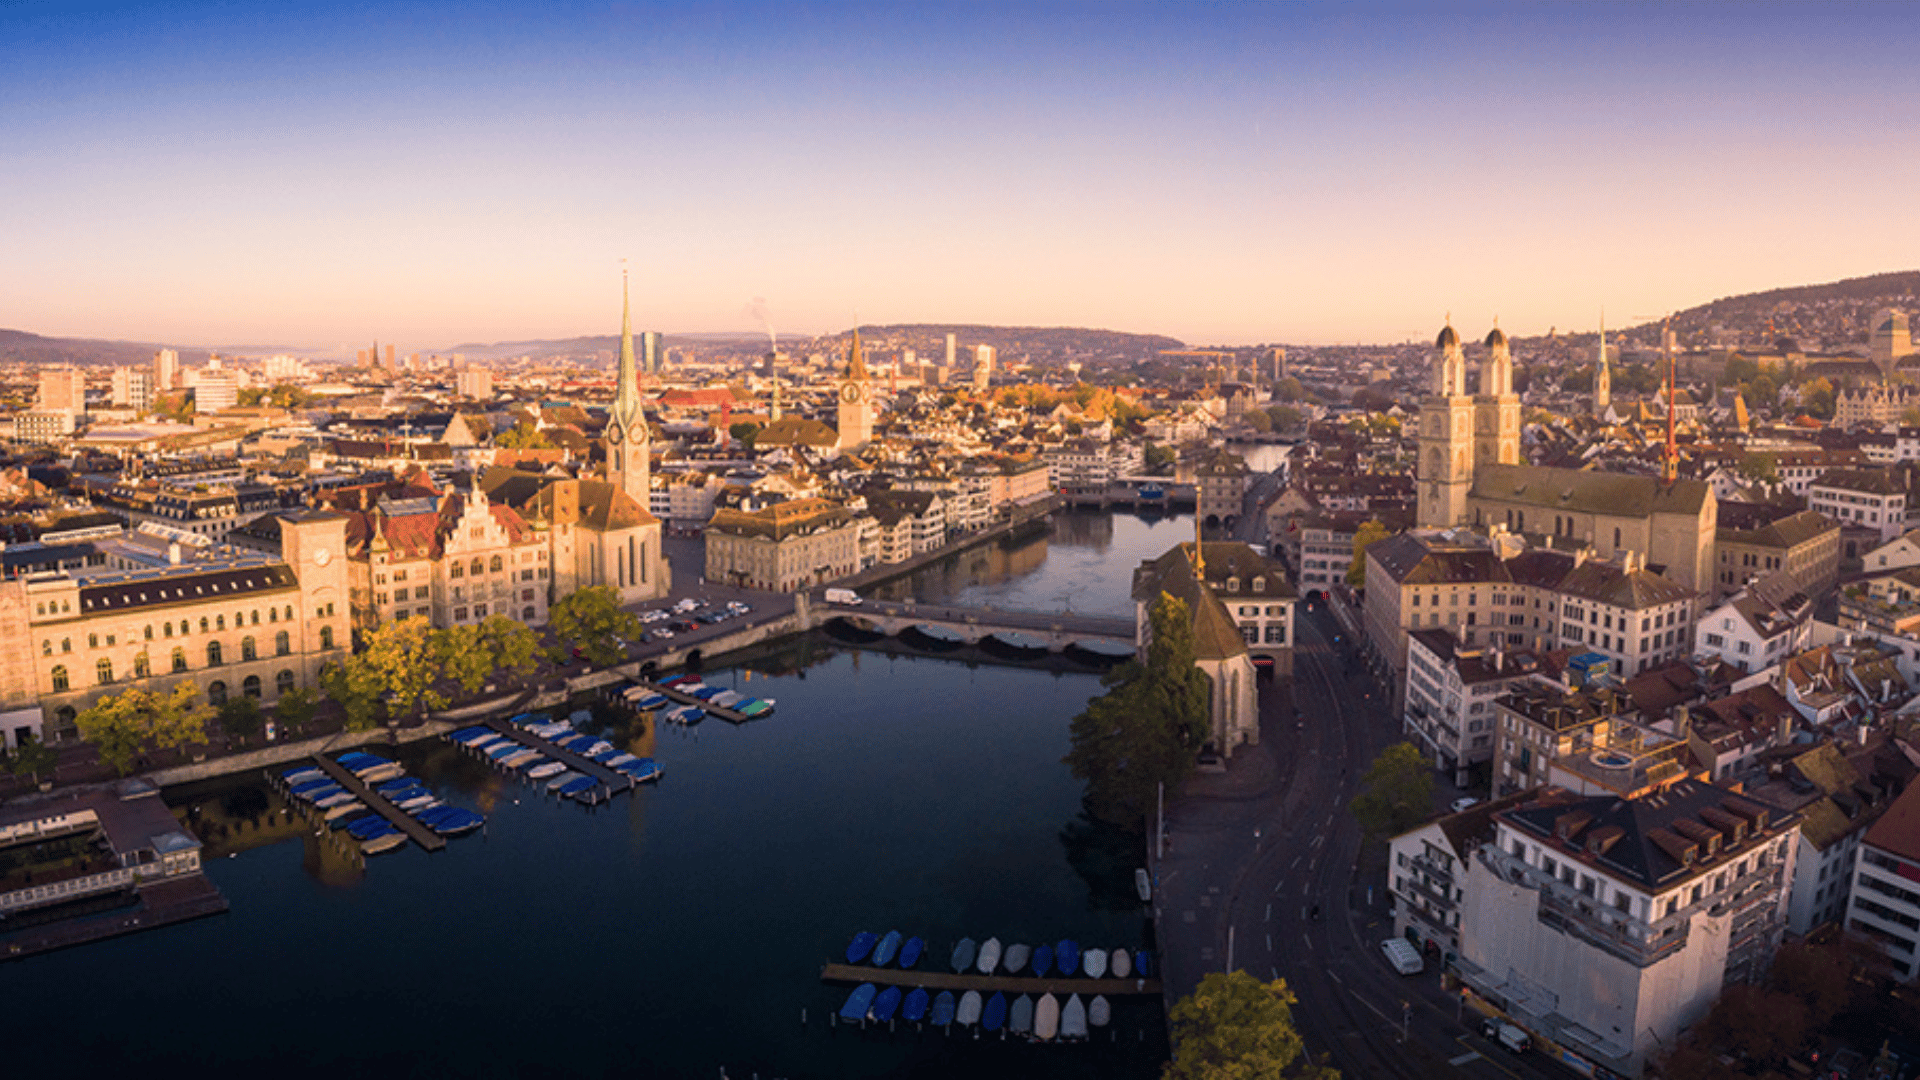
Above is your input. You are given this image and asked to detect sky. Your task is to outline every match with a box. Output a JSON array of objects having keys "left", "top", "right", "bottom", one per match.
[{"left": 4, "top": 1, "right": 1917, "bottom": 352}]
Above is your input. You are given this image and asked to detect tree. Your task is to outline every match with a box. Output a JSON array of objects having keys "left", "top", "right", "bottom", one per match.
[
  {"left": 1767, "top": 941, "right": 1851, "bottom": 1029},
  {"left": 547, "top": 586, "right": 645, "bottom": 667},
  {"left": 2, "top": 736, "right": 58, "bottom": 786},
  {"left": 1696, "top": 983, "right": 1809, "bottom": 1068},
  {"left": 1347, "top": 519, "right": 1390, "bottom": 588},
  {"left": 1274, "top": 376, "right": 1309, "bottom": 403},
  {"left": 74, "top": 684, "right": 211, "bottom": 776},
  {"left": 1145, "top": 443, "right": 1178, "bottom": 475},
  {"left": 318, "top": 659, "right": 384, "bottom": 732},
  {"left": 1736, "top": 452, "right": 1780, "bottom": 485},
  {"left": 217, "top": 696, "right": 265, "bottom": 745},
  {"left": 434, "top": 616, "right": 542, "bottom": 694},
  {"left": 359, "top": 617, "right": 446, "bottom": 721},
  {"left": 1065, "top": 592, "right": 1212, "bottom": 827},
  {"left": 1800, "top": 376, "right": 1835, "bottom": 419},
  {"left": 274, "top": 685, "right": 317, "bottom": 733},
  {"left": 1348, "top": 742, "right": 1434, "bottom": 839},
  {"left": 1166, "top": 971, "right": 1338, "bottom": 1080},
  {"left": 729, "top": 420, "right": 762, "bottom": 448},
  {"left": 1242, "top": 410, "right": 1273, "bottom": 434},
  {"left": 496, "top": 422, "right": 553, "bottom": 450},
  {"left": 1267, "top": 404, "right": 1303, "bottom": 430},
  {"left": 478, "top": 614, "right": 542, "bottom": 680}
]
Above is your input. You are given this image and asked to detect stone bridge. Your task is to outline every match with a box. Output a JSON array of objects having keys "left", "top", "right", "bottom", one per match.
[{"left": 812, "top": 599, "right": 1137, "bottom": 655}]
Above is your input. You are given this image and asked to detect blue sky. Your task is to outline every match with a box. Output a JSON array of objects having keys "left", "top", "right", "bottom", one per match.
[{"left": 4, "top": 1, "right": 1915, "bottom": 351}]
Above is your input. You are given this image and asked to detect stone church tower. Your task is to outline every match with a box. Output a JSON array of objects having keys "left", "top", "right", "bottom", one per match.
[
  {"left": 1592, "top": 314, "right": 1612, "bottom": 419},
  {"left": 1473, "top": 326, "right": 1522, "bottom": 469},
  {"left": 835, "top": 329, "right": 873, "bottom": 451},
  {"left": 1417, "top": 323, "right": 1475, "bottom": 529},
  {"left": 604, "top": 270, "right": 651, "bottom": 504}
]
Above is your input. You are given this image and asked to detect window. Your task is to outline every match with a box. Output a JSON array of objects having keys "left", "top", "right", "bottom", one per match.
[
  {"left": 88, "top": 633, "right": 98, "bottom": 649},
  {"left": 269, "top": 607, "right": 278, "bottom": 622},
  {"left": 61, "top": 638, "right": 71, "bottom": 653},
  {"left": 276, "top": 630, "right": 290, "bottom": 656},
  {"left": 450, "top": 563, "right": 464, "bottom": 578},
  {"left": 242, "top": 636, "right": 257, "bottom": 661},
  {"left": 276, "top": 669, "right": 295, "bottom": 695},
  {"left": 41, "top": 640, "right": 50, "bottom": 656},
  {"left": 144, "top": 625, "right": 154, "bottom": 640},
  {"left": 285, "top": 606, "right": 294, "bottom": 621},
  {"left": 208, "top": 680, "right": 227, "bottom": 706},
  {"left": 200, "top": 617, "right": 210, "bottom": 633},
  {"left": 216, "top": 614, "right": 225, "bottom": 631},
  {"left": 320, "top": 626, "right": 335, "bottom": 649},
  {"left": 134, "top": 653, "right": 150, "bottom": 678},
  {"left": 490, "top": 555, "right": 503, "bottom": 573},
  {"left": 523, "top": 607, "right": 536, "bottom": 621},
  {"left": 207, "top": 641, "right": 223, "bottom": 666},
  {"left": 51, "top": 665, "right": 68, "bottom": 692},
  {"left": 243, "top": 674, "right": 261, "bottom": 699},
  {"left": 251, "top": 610, "right": 260, "bottom": 625},
  {"left": 180, "top": 620, "right": 190, "bottom": 636},
  {"left": 94, "top": 657, "right": 114, "bottom": 684},
  {"left": 471, "top": 558, "right": 484, "bottom": 576},
  {"left": 172, "top": 647, "right": 188, "bottom": 673}
]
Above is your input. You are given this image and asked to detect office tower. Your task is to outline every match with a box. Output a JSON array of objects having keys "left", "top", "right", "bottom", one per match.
[
  {"left": 640, "top": 331, "right": 663, "bottom": 376},
  {"left": 455, "top": 368, "right": 493, "bottom": 399},
  {"left": 110, "top": 367, "right": 153, "bottom": 410},
  {"left": 194, "top": 369, "right": 239, "bottom": 412},
  {"left": 1271, "top": 347, "right": 1286, "bottom": 381},
  {"left": 153, "top": 348, "right": 178, "bottom": 391},
  {"left": 356, "top": 348, "right": 369, "bottom": 367},
  {"left": 384, "top": 343, "right": 397, "bottom": 372},
  {"left": 974, "top": 344, "right": 995, "bottom": 391},
  {"left": 37, "top": 367, "right": 86, "bottom": 411},
  {"left": 946, "top": 333, "right": 956, "bottom": 369}
]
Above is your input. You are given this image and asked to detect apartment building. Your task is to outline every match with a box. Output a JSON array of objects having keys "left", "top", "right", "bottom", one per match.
[
  {"left": 1711, "top": 507, "right": 1838, "bottom": 603},
  {"left": 1845, "top": 778, "right": 1920, "bottom": 981},
  {"left": 1403, "top": 629, "right": 1542, "bottom": 780},
  {"left": 1809, "top": 469, "right": 1906, "bottom": 544}
]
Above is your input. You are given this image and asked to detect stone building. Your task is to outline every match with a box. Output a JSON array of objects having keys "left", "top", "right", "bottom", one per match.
[{"left": 703, "top": 498, "right": 861, "bottom": 592}]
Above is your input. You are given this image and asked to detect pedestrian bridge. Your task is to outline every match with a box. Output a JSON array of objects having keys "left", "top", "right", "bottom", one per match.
[{"left": 812, "top": 598, "right": 1137, "bottom": 655}]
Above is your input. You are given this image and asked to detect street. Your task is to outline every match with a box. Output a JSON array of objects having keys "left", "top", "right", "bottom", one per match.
[{"left": 1157, "top": 602, "right": 1582, "bottom": 1080}]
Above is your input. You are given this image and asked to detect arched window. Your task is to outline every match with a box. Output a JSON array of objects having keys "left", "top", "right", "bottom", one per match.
[
  {"left": 180, "top": 620, "right": 189, "bottom": 636},
  {"left": 450, "top": 563, "right": 464, "bottom": 578},
  {"left": 96, "top": 658, "right": 113, "bottom": 685},
  {"left": 41, "top": 640, "right": 51, "bottom": 656},
  {"left": 55, "top": 705, "right": 76, "bottom": 727},
  {"left": 61, "top": 638, "right": 71, "bottom": 653},
  {"left": 208, "top": 680, "right": 227, "bottom": 706},
  {"left": 50, "top": 665, "right": 68, "bottom": 692},
  {"left": 172, "top": 647, "right": 188, "bottom": 673},
  {"left": 489, "top": 555, "right": 503, "bottom": 573},
  {"left": 199, "top": 617, "right": 210, "bottom": 634},
  {"left": 523, "top": 607, "right": 535, "bottom": 621},
  {"left": 243, "top": 674, "right": 261, "bottom": 699},
  {"left": 216, "top": 614, "right": 225, "bottom": 631},
  {"left": 241, "top": 636, "right": 257, "bottom": 661},
  {"left": 251, "top": 610, "right": 260, "bottom": 625},
  {"left": 207, "top": 641, "right": 223, "bottom": 666},
  {"left": 275, "top": 630, "right": 290, "bottom": 656},
  {"left": 284, "top": 605, "right": 293, "bottom": 621},
  {"left": 269, "top": 607, "right": 278, "bottom": 623},
  {"left": 276, "top": 669, "right": 295, "bottom": 695},
  {"left": 134, "top": 653, "right": 150, "bottom": 678},
  {"left": 320, "top": 626, "right": 335, "bottom": 650},
  {"left": 144, "top": 625, "right": 154, "bottom": 641},
  {"left": 470, "top": 558, "right": 484, "bottom": 577}
]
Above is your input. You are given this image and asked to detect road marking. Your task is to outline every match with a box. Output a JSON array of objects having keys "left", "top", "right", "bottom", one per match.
[
  {"left": 1350, "top": 989, "right": 1392, "bottom": 1024},
  {"left": 1302, "top": 881, "right": 1311, "bottom": 896},
  {"left": 1326, "top": 970, "right": 1342, "bottom": 985},
  {"left": 1458, "top": 1037, "right": 1525, "bottom": 1079},
  {"left": 1449, "top": 1051, "right": 1483, "bottom": 1066},
  {"left": 1303, "top": 933, "right": 1312, "bottom": 951},
  {"left": 1271, "top": 966, "right": 1279, "bottom": 980},
  {"left": 1265, "top": 904, "right": 1271, "bottom": 921},
  {"left": 1266, "top": 934, "right": 1272, "bottom": 951},
  {"left": 1291, "top": 855, "right": 1303, "bottom": 870},
  {"left": 1311, "top": 835, "right": 1325, "bottom": 849}
]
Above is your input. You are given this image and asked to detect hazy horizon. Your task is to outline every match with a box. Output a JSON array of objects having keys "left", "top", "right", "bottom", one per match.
[{"left": 6, "top": 1, "right": 1917, "bottom": 350}]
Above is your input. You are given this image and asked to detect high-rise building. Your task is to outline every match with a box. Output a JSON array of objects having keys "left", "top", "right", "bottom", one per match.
[
  {"left": 974, "top": 344, "right": 995, "bottom": 392},
  {"left": 945, "top": 333, "right": 957, "bottom": 369},
  {"left": 37, "top": 367, "right": 86, "bottom": 411},
  {"left": 263, "top": 354, "right": 312, "bottom": 383},
  {"left": 1271, "top": 347, "right": 1286, "bottom": 381},
  {"left": 193, "top": 369, "right": 239, "bottom": 413},
  {"left": 384, "top": 343, "right": 397, "bottom": 373},
  {"left": 153, "top": 348, "right": 178, "bottom": 391},
  {"left": 110, "top": 367, "right": 153, "bottom": 410},
  {"left": 356, "top": 348, "right": 369, "bottom": 367},
  {"left": 455, "top": 368, "right": 493, "bottom": 400},
  {"left": 639, "top": 330, "right": 663, "bottom": 375}
]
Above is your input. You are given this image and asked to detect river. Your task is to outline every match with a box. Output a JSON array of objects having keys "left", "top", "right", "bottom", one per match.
[{"left": 8, "top": 511, "right": 1192, "bottom": 1079}]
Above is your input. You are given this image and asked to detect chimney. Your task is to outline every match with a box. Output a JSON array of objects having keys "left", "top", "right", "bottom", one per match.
[
  {"left": 1776, "top": 710, "right": 1793, "bottom": 746},
  {"left": 168, "top": 541, "right": 181, "bottom": 564},
  {"left": 1673, "top": 705, "right": 1691, "bottom": 741}
]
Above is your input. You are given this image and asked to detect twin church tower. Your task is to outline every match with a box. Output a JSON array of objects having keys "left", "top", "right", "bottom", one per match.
[{"left": 1416, "top": 322, "right": 1521, "bottom": 529}]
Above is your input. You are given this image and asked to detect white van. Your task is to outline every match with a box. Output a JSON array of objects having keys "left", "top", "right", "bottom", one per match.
[
  {"left": 1480, "top": 1018, "right": 1531, "bottom": 1053},
  {"left": 1381, "top": 937, "right": 1424, "bottom": 975},
  {"left": 824, "top": 587, "right": 861, "bottom": 605}
]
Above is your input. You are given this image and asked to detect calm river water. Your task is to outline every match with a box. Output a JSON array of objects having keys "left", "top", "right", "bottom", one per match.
[{"left": 10, "top": 511, "right": 1188, "bottom": 1079}]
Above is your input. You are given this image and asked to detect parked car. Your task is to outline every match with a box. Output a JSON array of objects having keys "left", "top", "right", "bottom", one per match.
[{"left": 1451, "top": 797, "right": 1481, "bottom": 813}]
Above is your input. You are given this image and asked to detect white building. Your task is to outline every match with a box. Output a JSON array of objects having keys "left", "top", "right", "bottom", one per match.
[
  {"left": 1456, "top": 780, "right": 1800, "bottom": 1077},
  {"left": 1809, "top": 469, "right": 1907, "bottom": 544},
  {"left": 1844, "top": 778, "right": 1920, "bottom": 982},
  {"left": 153, "top": 348, "right": 178, "bottom": 391},
  {"left": 1693, "top": 583, "right": 1813, "bottom": 674},
  {"left": 1403, "top": 628, "right": 1543, "bottom": 781},
  {"left": 455, "top": 368, "right": 494, "bottom": 400},
  {"left": 110, "top": 367, "right": 153, "bottom": 410}
]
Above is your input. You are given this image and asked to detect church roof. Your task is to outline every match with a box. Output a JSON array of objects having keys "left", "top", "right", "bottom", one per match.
[
  {"left": 1469, "top": 463, "right": 1712, "bottom": 517},
  {"left": 844, "top": 329, "right": 869, "bottom": 381},
  {"left": 577, "top": 479, "right": 655, "bottom": 531},
  {"left": 754, "top": 416, "right": 840, "bottom": 448}
]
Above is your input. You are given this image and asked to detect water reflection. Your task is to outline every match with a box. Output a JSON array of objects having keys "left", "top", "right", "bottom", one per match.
[{"left": 885, "top": 509, "right": 1196, "bottom": 618}]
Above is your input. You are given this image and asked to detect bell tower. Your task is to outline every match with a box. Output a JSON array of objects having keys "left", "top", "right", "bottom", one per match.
[
  {"left": 835, "top": 328, "right": 872, "bottom": 450},
  {"left": 1474, "top": 324, "right": 1521, "bottom": 469},
  {"left": 1418, "top": 321, "right": 1474, "bottom": 529},
  {"left": 604, "top": 269, "right": 651, "bottom": 504}
]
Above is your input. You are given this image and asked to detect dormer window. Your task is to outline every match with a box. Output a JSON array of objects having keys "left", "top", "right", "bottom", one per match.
[
  {"left": 1254, "top": 577, "right": 1266, "bottom": 593},
  {"left": 1227, "top": 577, "right": 1240, "bottom": 593}
]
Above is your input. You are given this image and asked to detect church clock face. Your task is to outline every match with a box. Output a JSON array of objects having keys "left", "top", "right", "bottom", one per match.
[{"left": 841, "top": 383, "right": 862, "bottom": 403}]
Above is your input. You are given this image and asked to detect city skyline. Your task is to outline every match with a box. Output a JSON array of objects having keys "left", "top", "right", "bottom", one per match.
[{"left": 5, "top": 1, "right": 1918, "bottom": 349}]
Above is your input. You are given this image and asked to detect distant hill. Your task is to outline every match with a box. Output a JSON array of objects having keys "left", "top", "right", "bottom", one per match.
[
  {"left": 440, "top": 332, "right": 781, "bottom": 362},
  {"left": 1627, "top": 270, "right": 1920, "bottom": 351},
  {"left": 814, "top": 324, "right": 1186, "bottom": 363},
  {"left": 0, "top": 328, "right": 174, "bottom": 367}
]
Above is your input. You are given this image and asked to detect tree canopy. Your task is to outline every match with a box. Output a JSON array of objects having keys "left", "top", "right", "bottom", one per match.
[
  {"left": 1065, "top": 592, "right": 1212, "bottom": 827},
  {"left": 1347, "top": 519, "right": 1390, "bottom": 588},
  {"left": 1166, "top": 971, "right": 1337, "bottom": 1080},
  {"left": 496, "top": 422, "right": 554, "bottom": 450},
  {"left": 433, "top": 615, "right": 543, "bottom": 693},
  {"left": 74, "top": 683, "right": 211, "bottom": 775},
  {"left": 548, "top": 586, "right": 646, "bottom": 667},
  {"left": 1348, "top": 741, "right": 1434, "bottom": 839},
  {"left": 2, "top": 736, "right": 58, "bottom": 786}
]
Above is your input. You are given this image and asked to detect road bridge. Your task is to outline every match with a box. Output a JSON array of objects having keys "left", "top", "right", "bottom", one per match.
[{"left": 811, "top": 598, "right": 1136, "bottom": 655}]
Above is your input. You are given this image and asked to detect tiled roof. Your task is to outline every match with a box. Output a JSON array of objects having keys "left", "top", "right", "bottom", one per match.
[
  {"left": 79, "top": 565, "right": 299, "bottom": 613},
  {"left": 1863, "top": 778, "right": 1920, "bottom": 866},
  {"left": 1503, "top": 778, "right": 1798, "bottom": 891},
  {"left": 1470, "top": 463, "right": 1712, "bottom": 516}
]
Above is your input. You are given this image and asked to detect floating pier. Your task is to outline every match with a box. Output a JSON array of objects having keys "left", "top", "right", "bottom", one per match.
[
  {"left": 307, "top": 755, "right": 446, "bottom": 853},
  {"left": 483, "top": 718, "right": 633, "bottom": 796},
  {"left": 631, "top": 680, "right": 750, "bottom": 724},
  {"left": 818, "top": 962, "right": 1161, "bottom": 997}
]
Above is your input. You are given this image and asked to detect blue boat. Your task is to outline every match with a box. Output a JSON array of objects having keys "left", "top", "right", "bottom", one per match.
[
  {"left": 1138, "top": 483, "right": 1165, "bottom": 501},
  {"left": 507, "top": 712, "right": 544, "bottom": 726},
  {"left": 951, "top": 937, "right": 977, "bottom": 973},
  {"left": 347, "top": 816, "right": 392, "bottom": 841},
  {"left": 838, "top": 983, "right": 878, "bottom": 1022},
  {"left": 872, "top": 985, "right": 902, "bottom": 1022},
  {"left": 898, "top": 936, "right": 925, "bottom": 970},
  {"left": 557, "top": 776, "right": 598, "bottom": 798},
  {"left": 1055, "top": 939, "right": 1080, "bottom": 978},
  {"left": 930, "top": 990, "right": 957, "bottom": 1026},
  {"left": 620, "top": 758, "right": 664, "bottom": 783},
  {"left": 1032, "top": 943, "right": 1055, "bottom": 978},
  {"left": 982, "top": 992, "right": 1008, "bottom": 1032},
  {"left": 1134, "top": 949, "right": 1152, "bottom": 977},
  {"left": 902, "top": 987, "right": 929, "bottom": 1023},
  {"left": 873, "top": 930, "right": 902, "bottom": 967},
  {"left": 846, "top": 931, "right": 878, "bottom": 964}
]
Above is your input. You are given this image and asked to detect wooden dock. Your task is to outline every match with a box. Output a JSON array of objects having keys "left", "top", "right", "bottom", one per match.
[
  {"left": 482, "top": 718, "right": 633, "bottom": 795},
  {"left": 633, "top": 680, "right": 751, "bottom": 724},
  {"left": 819, "top": 962, "right": 1161, "bottom": 997},
  {"left": 309, "top": 755, "right": 446, "bottom": 852}
]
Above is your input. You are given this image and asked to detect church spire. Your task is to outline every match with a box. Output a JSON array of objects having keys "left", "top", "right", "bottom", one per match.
[
  {"left": 1593, "top": 310, "right": 1612, "bottom": 419},
  {"left": 845, "top": 326, "right": 869, "bottom": 380},
  {"left": 612, "top": 266, "right": 643, "bottom": 436}
]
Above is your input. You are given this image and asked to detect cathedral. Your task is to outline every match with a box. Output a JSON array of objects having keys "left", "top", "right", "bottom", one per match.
[{"left": 1415, "top": 321, "right": 1716, "bottom": 591}]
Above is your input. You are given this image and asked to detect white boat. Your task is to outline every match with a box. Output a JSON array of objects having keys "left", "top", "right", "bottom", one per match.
[
  {"left": 1110, "top": 948, "right": 1132, "bottom": 979},
  {"left": 956, "top": 990, "right": 983, "bottom": 1026},
  {"left": 1061, "top": 994, "right": 1088, "bottom": 1040},
  {"left": 546, "top": 771, "right": 581, "bottom": 791},
  {"left": 527, "top": 761, "right": 566, "bottom": 780},
  {"left": 1033, "top": 994, "right": 1060, "bottom": 1041},
  {"left": 976, "top": 936, "right": 1002, "bottom": 975},
  {"left": 1088, "top": 995, "right": 1111, "bottom": 1027},
  {"left": 1002, "top": 942, "right": 1030, "bottom": 975},
  {"left": 503, "top": 749, "right": 541, "bottom": 769},
  {"left": 1083, "top": 948, "right": 1108, "bottom": 978},
  {"left": 1009, "top": 994, "right": 1035, "bottom": 1035},
  {"left": 1136, "top": 868, "right": 1151, "bottom": 902},
  {"left": 322, "top": 800, "right": 364, "bottom": 822},
  {"left": 361, "top": 832, "right": 407, "bottom": 855}
]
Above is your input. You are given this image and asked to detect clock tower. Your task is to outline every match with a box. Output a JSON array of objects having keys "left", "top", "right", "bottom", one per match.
[
  {"left": 835, "top": 328, "right": 873, "bottom": 451},
  {"left": 604, "top": 270, "right": 651, "bottom": 503}
]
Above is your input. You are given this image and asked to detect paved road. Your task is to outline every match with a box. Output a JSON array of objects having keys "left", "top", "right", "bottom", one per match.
[{"left": 1157, "top": 604, "right": 1580, "bottom": 1080}]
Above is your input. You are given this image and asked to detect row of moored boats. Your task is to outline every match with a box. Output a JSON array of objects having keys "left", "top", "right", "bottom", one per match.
[
  {"left": 846, "top": 931, "right": 1150, "bottom": 981},
  {"left": 279, "top": 752, "right": 485, "bottom": 855},
  {"left": 619, "top": 675, "right": 775, "bottom": 725},
  {"left": 448, "top": 715, "right": 662, "bottom": 801},
  {"left": 838, "top": 984, "right": 1110, "bottom": 1040}
]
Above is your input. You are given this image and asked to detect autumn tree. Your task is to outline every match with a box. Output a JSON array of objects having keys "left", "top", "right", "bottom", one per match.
[
  {"left": 547, "top": 586, "right": 646, "bottom": 667},
  {"left": 1347, "top": 519, "right": 1390, "bottom": 588},
  {"left": 2, "top": 736, "right": 58, "bottom": 787},
  {"left": 1736, "top": 452, "right": 1780, "bottom": 485},
  {"left": 495, "top": 422, "right": 553, "bottom": 450},
  {"left": 74, "top": 684, "right": 212, "bottom": 776},
  {"left": 273, "top": 685, "right": 317, "bottom": 733},
  {"left": 434, "top": 615, "right": 542, "bottom": 694},
  {"left": 1065, "top": 592, "right": 1212, "bottom": 827},
  {"left": 217, "top": 696, "right": 265, "bottom": 745},
  {"left": 1166, "top": 971, "right": 1338, "bottom": 1080},
  {"left": 360, "top": 617, "right": 447, "bottom": 721},
  {"left": 1348, "top": 742, "right": 1434, "bottom": 839}
]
